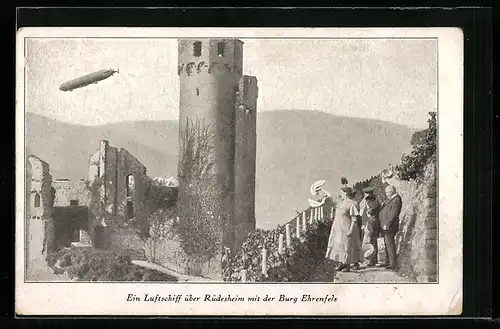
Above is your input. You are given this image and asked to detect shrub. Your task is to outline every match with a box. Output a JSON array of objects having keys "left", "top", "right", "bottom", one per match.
[
  {"left": 147, "top": 208, "right": 178, "bottom": 260},
  {"left": 222, "top": 202, "right": 335, "bottom": 282},
  {"left": 396, "top": 112, "right": 437, "bottom": 181},
  {"left": 46, "top": 247, "right": 178, "bottom": 282},
  {"left": 264, "top": 217, "right": 333, "bottom": 282}
]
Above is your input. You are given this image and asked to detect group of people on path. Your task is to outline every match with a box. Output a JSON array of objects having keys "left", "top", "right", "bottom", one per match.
[{"left": 320, "top": 182, "right": 403, "bottom": 273}]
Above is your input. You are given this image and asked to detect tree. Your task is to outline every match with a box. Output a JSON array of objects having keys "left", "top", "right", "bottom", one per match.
[
  {"left": 177, "top": 118, "right": 225, "bottom": 272},
  {"left": 396, "top": 112, "right": 437, "bottom": 181},
  {"left": 142, "top": 180, "right": 179, "bottom": 262}
]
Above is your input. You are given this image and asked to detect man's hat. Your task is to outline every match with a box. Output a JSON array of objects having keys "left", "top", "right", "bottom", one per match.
[{"left": 362, "top": 187, "right": 375, "bottom": 193}]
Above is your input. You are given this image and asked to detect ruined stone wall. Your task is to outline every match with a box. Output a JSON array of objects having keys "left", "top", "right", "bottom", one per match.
[
  {"left": 29, "top": 156, "right": 53, "bottom": 219},
  {"left": 52, "top": 180, "right": 91, "bottom": 207},
  {"left": 88, "top": 150, "right": 100, "bottom": 182},
  {"left": 52, "top": 206, "right": 89, "bottom": 250},
  {"left": 115, "top": 148, "right": 149, "bottom": 221},
  {"left": 27, "top": 155, "right": 55, "bottom": 275},
  {"left": 105, "top": 146, "right": 119, "bottom": 214},
  {"left": 84, "top": 141, "right": 152, "bottom": 253},
  {"left": 87, "top": 141, "right": 150, "bottom": 230},
  {"left": 52, "top": 180, "right": 94, "bottom": 250}
]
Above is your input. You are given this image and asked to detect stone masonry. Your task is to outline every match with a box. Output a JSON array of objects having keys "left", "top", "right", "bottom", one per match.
[
  {"left": 47, "top": 140, "right": 151, "bottom": 257},
  {"left": 422, "top": 160, "right": 437, "bottom": 282},
  {"left": 26, "top": 155, "right": 55, "bottom": 277},
  {"left": 383, "top": 160, "right": 438, "bottom": 282}
]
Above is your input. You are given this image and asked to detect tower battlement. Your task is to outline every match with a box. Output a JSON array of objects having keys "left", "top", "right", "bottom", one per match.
[{"left": 178, "top": 39, "right": 243, "bottom": 76}]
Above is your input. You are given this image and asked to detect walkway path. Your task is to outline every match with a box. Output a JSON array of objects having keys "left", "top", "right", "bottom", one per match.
[
  {"left": 309, "top": 259, "right": 413, "bottom": 283},
  {"left": 334, "top": 265, "right": 413, "bottom": 283},
  {"left": 132, "top": 260, "right": 217, "bottom": 282}
]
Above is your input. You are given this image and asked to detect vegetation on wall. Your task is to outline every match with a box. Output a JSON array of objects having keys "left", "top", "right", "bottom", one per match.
[
  {"left": 86, "top": 176, "right": 117, "bottom": 227},
  {"left": 85, "top": 175, "right": 177, "bottom": 241},
  {"left": 222, "top": 199, "right": 335, "bottom": 282},
  {"left": 46, "top": 247, "right": 178, "bottom": 281},
  {"left": 395, "top": 112, "right": 437, "bottom": 181},
  {"left": 140, "top": 180, "right": 178, "bottom": 240},
  {"left": 177, "top": 118, "right": 224, "bottom": 272}
]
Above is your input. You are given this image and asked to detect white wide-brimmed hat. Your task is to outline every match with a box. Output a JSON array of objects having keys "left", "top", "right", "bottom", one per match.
[
  {"left": 380, "top": 169, "right": 394, "bottom": 183},
  {"left": 364, "top": 244, "right": 375, "bottom": 259},
  {"left": 310, "top": 180, "right": 326, "bottom": 196}
]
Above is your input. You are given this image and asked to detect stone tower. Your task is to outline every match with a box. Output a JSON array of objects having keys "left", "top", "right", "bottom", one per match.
[{"left": 177, "top": 39, "right": 258, "bottom": 262}]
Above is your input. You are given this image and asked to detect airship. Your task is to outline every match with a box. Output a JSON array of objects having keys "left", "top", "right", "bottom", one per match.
[{"left": 59, "top": 68, "right": 119, "bottom": 92}]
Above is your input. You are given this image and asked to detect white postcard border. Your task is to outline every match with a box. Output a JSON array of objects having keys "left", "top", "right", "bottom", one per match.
[{"left": 16, "top": 27, "right": 463, "bottom": 316}]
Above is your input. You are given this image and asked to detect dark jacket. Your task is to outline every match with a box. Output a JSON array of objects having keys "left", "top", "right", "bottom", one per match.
[
  {"left": 361, "top": 196, "right": 381, "bottom": 238},
  {"left": 379, "top": 194, "right": 402, "bottom": 234},
  {"left": 361, "top": 196, "right": 381, "bottom": 226}
]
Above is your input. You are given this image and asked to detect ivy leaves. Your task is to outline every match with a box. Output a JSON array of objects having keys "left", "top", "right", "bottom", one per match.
[
  {"left": 396, "top": 112, "right": 437, "bottom": 181},
  {"left": 222, "top": 214, "right": 334, "bottom": 283}
]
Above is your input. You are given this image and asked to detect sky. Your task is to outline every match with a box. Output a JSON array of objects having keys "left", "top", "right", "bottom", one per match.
[{"left": 24, "top": 38, "right": 437, "bottom": 129}]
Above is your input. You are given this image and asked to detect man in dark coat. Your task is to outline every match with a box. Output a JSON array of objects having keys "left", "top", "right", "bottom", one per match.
[
  {"left": 359, "top": 187, "right": 381, "bottom": 266},
  {"left": 378, "top": 185, "right": 403, "bottom": 270}
]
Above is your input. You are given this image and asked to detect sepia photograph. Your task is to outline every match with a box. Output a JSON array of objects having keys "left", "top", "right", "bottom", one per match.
[{"left": 16, "top": 27, "right": 463, "bottom": 316}]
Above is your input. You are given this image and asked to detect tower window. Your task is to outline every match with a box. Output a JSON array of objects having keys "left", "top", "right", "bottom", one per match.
[
  {"left": 193, "top": 41, "right": 202, "bottom": 57},
  {"left": 71, "top": 227, "right": 79, "bottom": 243},
  {"left": 196, "top": 88, "right": 200, "bottom": 96},
  {"left": 126, "top": 174, "right": 135, "bottom": 197},
  {"left": 217, "top": 42, "right": 225, "bottom": 57},
  {"left": 34, "top": 193, "right": 41, "bottom": 208}
]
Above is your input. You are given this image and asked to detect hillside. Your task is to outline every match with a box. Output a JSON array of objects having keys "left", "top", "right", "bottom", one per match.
[
  {"left": 25, "top": 110, "right": 415, "bottom": 229},
  {"left": 25, "top": 113, "right": 178, "bottom": 180}
]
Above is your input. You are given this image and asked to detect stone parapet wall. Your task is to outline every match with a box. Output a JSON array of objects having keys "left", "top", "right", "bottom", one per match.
[
  {"left": 384, "top": 160, "right": 437, "bottom": 282},
  {"left": 421, "top": 160, "right": 437, "bottom": 282}
]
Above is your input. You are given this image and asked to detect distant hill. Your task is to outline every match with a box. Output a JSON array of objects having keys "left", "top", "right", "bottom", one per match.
[
  {"left": 25, "top": 110, "right": 415, "bottom": 229},
  {"left": 25, "top": 113, "right": 178, "bottom": 181}
]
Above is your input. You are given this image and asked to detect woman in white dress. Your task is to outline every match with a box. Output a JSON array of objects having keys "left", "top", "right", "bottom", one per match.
[{"left": 325, "top": 186, "right": 363, "bottom": 272}]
